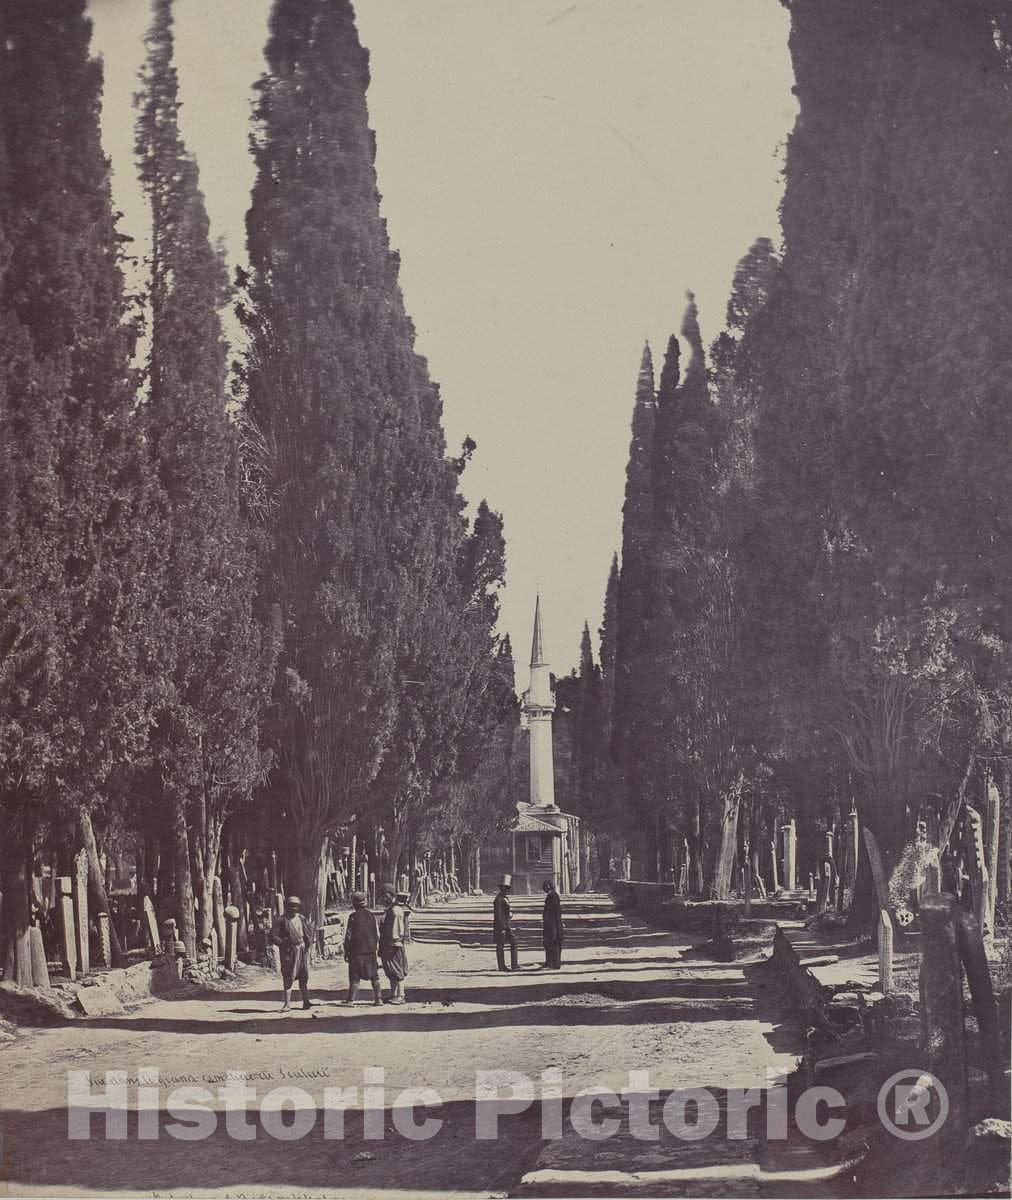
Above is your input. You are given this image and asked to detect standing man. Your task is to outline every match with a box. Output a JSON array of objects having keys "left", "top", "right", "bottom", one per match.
[
  {"left": 343, "top": 891, "right": 382, "bottom": 1006},
  {"left": 379, "top": 884, "right": 409, "bottom": 1004},
  {"left": 493, "top": 874, "right": 518, "bottom": 972},
  {"left": 269, "top": 895, "right": 312, "bottom": 1012},
  {"left": 541, "top": 879, "right": 564, "bottom": 969}
]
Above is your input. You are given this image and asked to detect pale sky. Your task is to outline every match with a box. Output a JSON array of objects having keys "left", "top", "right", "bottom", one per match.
[{"left": 88, "top": 0, "right": 796, "bottom": 682}]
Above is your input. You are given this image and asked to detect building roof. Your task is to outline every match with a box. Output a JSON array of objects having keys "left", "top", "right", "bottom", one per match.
[{"left": 513, "top": 811, "right": 563, "bottom": 835}]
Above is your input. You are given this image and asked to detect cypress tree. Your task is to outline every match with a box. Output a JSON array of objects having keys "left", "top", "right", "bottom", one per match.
[
  {"left": 0, "top": 0, "right": 157, "bottom": 968},
  {"left": 135, "top": 0, "right": 272, "bottom": 956},
  {"left": 612, "top": 344, "right": 659, "bottom": 874},
  {"left": 239, "top": 0, "right": 474, "bottom": 919},
  {"left": 749, "top": 0, "right": 1012, "bottom": 893}
]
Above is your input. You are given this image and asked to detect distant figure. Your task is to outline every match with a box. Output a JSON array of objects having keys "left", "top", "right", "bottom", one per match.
[
  {"left": 493, "top": 874, "right": 518, "bottom": 972},
  {"left": 379, "top": 884, "right": 409, "bottom": 1004},
  {"left": 541, "top": 879, "right": 564, "bottom": 969},
  {"left": 343, "top": 891, "right": 382, "bottom": 1005},
  {"left": 270, "top": 895, "right": 312, "bottom": 1012}
]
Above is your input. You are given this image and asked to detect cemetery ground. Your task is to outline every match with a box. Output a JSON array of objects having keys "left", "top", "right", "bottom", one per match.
[{"left": 0, "top": 893, "right": 1007, "bottom": 1199}]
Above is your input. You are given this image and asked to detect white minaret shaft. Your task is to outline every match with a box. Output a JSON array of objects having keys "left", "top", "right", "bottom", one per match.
[{"left": 524, "top": 595, "right": 556, "bottom": 810}]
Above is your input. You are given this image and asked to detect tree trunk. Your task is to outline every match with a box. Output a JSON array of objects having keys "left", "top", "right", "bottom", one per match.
[
  {"left": 0, "top": 800, "right": 33, "bottom": 984},
  {"left": 172, "top": 799, "right": 197, "bottom": 960},
  {"left": 711, "top": 777, "right": 743, "bottom": 900},
  {"left": 999, "top": 761, "right": 1010, "bottom": 906},
  {"left": 688, "top": 798, "right": 705, "bottom": 896},
  {"left": 287, "top": 829, "right": 329, "bottom": 931},
  {"left": 78, "top": 809, "right": 124, "bottom": 964}
]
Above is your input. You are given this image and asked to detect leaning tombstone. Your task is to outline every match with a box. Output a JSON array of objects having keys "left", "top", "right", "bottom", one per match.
[
  {"left": 142, "top": 895, "right": 160, "bottom": 955},
  {"left": 862, "top": 828, "right": 890, "bottom": 912},
  {"left": 963, "top": 806, "right": 991, "bottom": 944}
]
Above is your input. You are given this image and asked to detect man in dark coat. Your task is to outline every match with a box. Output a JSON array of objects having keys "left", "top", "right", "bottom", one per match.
[
  {"left": 343, "top": 891, "right": 382, "bottom": 1005},
  {"left": 541, "top": 879, "right": 564, "bottom": 969},
  {"left": 379, "top": 884, "right": 409, "bottom": 1004},
  {"left": 493, "top": 874, "right": 518, "bottom": 972},
  {"left": 270, "top": 895, "right": 312, "bottom": 1011}
]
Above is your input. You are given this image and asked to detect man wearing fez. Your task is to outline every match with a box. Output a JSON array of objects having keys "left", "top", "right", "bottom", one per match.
[
  {"left": 343, "top": 890, "right": 383, "bottom": 1006},
  {"left": 379, "top": 884, "right": 410, "bottom": 1004},
  {"left": 269, "top": 895, "right": 312, "bottom": 1012},
  {"left": 541, "top": 879, "right": 564, "bottom": 969},
  {"left": 493, "top": 873, "right": 518, "bottom": 972}
]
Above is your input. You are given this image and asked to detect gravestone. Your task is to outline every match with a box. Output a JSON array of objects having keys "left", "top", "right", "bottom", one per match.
[
  {"left": 212, "top": 876, "right": 226, "bottom": 955},
  {"left": 984, "top": 780, "right": 1000, "bottom": 940},
  {"left": 224, "top": 906, "right": 240, "bottom": 971},
  {"left": 58, "top": 876, "right": 76, "bottom": 980},
  {"left": 72, "top": 850, "right": 90, "bottom": 975},
  {"left": 96, "top": 912, "right": 112, "bottom": 969},
  {"left": 847, "top": 807, "right": 860, "bottom": 896},
  {"left": 142, "top": 896, "right": 160, "bottom": 954},
  {"left": 862, "top": 828, "right": 890, "bottom": 912},
  {"left": 770, "top": 837, "right": 780, "bottom": 892},
  {"left": 878, "top": 909, "right": 894, "bottom": 993},
  {"left": 963, "top": 806, "right": 991, "bottom": 943},
  {"left": 29, "top": 926, "right": 50, "bottom": 989},
  {"left": 783, "top": 819, "right": 797, "bottom": 891}
]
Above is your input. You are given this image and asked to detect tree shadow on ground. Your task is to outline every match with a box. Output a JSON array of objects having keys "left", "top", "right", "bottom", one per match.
[
  {"left": 0, "top": 1088, "right": 776, "bottom": 1197},
  {"left": 193, "top": 973, "right": 754, "bottom": 1010}
]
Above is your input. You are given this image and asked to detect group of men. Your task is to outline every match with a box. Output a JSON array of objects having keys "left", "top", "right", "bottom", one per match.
[
  {"left": 269, "top": 884, "right": 410, "bottom": 1011},
  {"left": 268, "top": 873, "right": 565, "bottom": 1010}
]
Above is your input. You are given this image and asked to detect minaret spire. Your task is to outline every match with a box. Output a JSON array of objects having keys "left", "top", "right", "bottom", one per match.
[
  {"left": 522, "top": 595, "right": 556, "bottom": 809},
  {"left": 530, "top": 593, "right": 546, "bottom": 666}
]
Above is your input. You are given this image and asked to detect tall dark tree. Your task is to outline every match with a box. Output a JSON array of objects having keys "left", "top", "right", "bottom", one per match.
[
  {"left": 612, "top": 344, "right": 659, "bottom": 873},
  {"left": 239, "top": 0, "right": 479, "bottom": 922},
  {"left": 747, "top": 0, "right": 1012, "bottom": 902},
  {"left": 135, "top": 0, "right": 272, "bottom": 957},
  {"left": 0, "top": 0, "right": 157, "bottom": 971}
]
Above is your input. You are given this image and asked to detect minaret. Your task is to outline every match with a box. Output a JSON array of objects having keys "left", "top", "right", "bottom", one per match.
[{"left": 523, "top": 595, "right": 557, "bottom": 810}]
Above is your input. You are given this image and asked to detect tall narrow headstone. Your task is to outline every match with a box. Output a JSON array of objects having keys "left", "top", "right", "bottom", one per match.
[
  {"left": 964, "top": 806, "right": 991, "bottom": 944},
  {"left": 212, "top": 876, "right": 226, "bottom": 955},
  {"left": 142, "top": 895, "right": 160, "bottom": 954},
  {"left": 878, "top": 909, "right": 894, "bottom": 993},
  {"left": 224, "top": 906, "right": 239, "bottom": 971},
  {"left": 984, "top": 779, "right": 1000, "bottom": 940},
  {"left": 29, "top": 925, "right": 50, "bottom": 989},
  {"left": 58, "top": 876, "right": 76, "bottom": 980},
  {"left": 847, "top": 806, "right": 860, "bottom": 893},
  {"left": 72, "top": 850, "right": 90, "bottom": 975},
  {"left": 784, "top": 820, "right": 797, "bottom": 891},
  {"left": 862, "top": 828, "right": 890, "bottom": 912},
  {"left": 96, "top": 912, "right": 112, "bottom": 968},
  {"left": 770, "top": 837, "right": 780, "bottom": 892}
]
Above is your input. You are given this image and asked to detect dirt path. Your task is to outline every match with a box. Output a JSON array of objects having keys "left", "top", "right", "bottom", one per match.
[{"left": 0, "top": 894, "right": 803, "bottom": 1199}]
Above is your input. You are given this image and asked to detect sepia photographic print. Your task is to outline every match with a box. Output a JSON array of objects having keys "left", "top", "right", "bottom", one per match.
[{"left": 0, "top": 1, "right": 1009, "bottom": 1198}]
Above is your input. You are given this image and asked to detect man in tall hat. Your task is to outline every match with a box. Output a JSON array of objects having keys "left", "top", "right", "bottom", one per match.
[
  {"left": 378, "top": 883, "right": 410, "bottom": 1004},
  {"left": 342, "top": 891, "right": 382, "bottom": 1006},
  {"left": 493, "top": 874, "right": 518, "bottom": 972},
  {"left": 269, "top": 895, "right": 312, "bottom": 1012}
]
